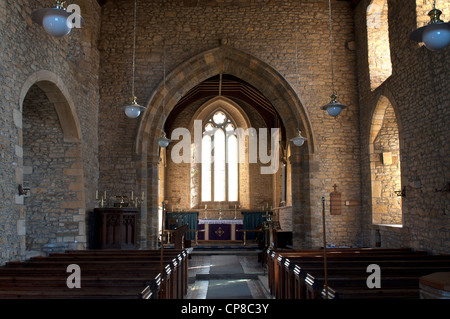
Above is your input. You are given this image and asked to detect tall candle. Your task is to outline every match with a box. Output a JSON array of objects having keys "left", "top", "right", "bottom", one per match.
[
  {"left": 96, "top": 190, "right": 98, "bottom": 200},
  {"left": 131, "top": 191, "right": 134, "bottom": 200}
]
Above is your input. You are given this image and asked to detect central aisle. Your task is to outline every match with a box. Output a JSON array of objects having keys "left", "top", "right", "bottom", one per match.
[{"left": 186, "top": 249, "right": 270, "bottom": 299}]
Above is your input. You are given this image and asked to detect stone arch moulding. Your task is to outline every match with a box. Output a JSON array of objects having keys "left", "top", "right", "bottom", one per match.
[
  {"left": 136, "top": 45, "right": 315, "bottom": 159},
  {"left": 18, "top": 70, "right": 87, "bottom": 252},
  {"left": 135, "top": 45, "right": 316, "bottom": 249},
  {"left": 187, "top": 96, "right": 252, "bottom": 133},
  {"left": 369, "top": 87, "right": 404, "bottom": 146},
  {"left": 19, "top": 70, "right": 82, "bottom": 143}
]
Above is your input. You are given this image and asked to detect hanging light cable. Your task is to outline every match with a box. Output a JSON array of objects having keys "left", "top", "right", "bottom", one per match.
[
  {"left": 157, "top": 41, "right": 172, "bottom": 148},
  {"left": 291, "top": 30, "right": 307, "bottom": 147},
  {"left": 321, "top": 0, "right": 347, "bottom": 118},
  {"left": 123, "top": 0, "right": 146, "bottom": 118}
]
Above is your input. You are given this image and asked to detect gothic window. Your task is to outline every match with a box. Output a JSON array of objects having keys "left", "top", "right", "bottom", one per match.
[
  {"left": 201, "top": 111, "right": 239, "bottom": 202},
  {"left": 367, "top": 0, "right": 392, "bottom": 90}
]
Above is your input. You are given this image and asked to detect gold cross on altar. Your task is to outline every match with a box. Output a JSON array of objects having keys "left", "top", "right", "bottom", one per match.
[{"left": 215, "top": 227, "right": 225, "bottom": 237}]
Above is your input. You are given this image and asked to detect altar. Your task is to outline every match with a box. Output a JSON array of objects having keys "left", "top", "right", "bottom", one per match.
[{"left": 197, "top": 219, "right": 244, "bottom": 241}]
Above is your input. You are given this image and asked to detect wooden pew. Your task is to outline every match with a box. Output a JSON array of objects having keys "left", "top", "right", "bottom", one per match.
[
  {"left": 299, "top": 259, "right": 450, "bottom": 299},
  {"left": 48, "top": 249, "right": 189, "bottom": 298},
  {"left": 0, "top": 263, "right": 168, "bottom": 299},
  {"left": 267, "top": 247, "right": 422, "bottom": 298},
  {"left": 268, "top": 247, "right": 450, "bottom": 299},
  {"left": 44, "top": 248, "right": 189, "bottom": 298},
  {"left": 0, "top": 249, "right": 188, "bottom": 299},
  {"left": 321, "top": 285, "right": 421, "bottom": 300},
  {"left": 32, "top": 249, "right": 188, "bottom": 299}
]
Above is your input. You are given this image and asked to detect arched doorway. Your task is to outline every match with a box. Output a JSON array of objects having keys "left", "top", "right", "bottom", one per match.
[{"left": 136, "top": 46, "right": 315, "bottom": 249}]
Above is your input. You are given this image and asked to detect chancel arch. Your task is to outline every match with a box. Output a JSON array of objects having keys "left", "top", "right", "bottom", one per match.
[{"left": 136, "top": 45, "right": 315, "bottom": 249}]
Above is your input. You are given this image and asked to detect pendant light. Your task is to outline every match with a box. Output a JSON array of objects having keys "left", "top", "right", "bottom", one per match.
[
  {"left": 156, "top": 41, "right": 172, "bottom": 148},
  {"left": 123, "top": 0, "right": 146, "bottom": 118},
  {"left": 291, "top": 30, "right": 307, "bottom": 148},
  {"left": 410, "top": 0, "right": 450, "bottom": 51},
  {"left": 31, "top": 0, "right": 84, "bottom": 38},
  {"left": 321, "top": 0, "right": 347, "bottom": 117},
  {"left": 291, "top": 129, "right": 308, "bottom": 147}
]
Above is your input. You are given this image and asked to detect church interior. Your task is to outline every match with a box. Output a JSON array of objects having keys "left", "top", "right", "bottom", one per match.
[{"left": 0, "top": 0, "right": 449, "bottom": 301}]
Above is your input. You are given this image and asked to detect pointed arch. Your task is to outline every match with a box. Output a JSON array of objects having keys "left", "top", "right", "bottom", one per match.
[
  {"left": 136, "top": 45, "right": 314, "bottom": 159},
  {"left": 19, "top": 70, "right": 82, "bottom": 143},
  {"left": 136, "top": 45, "right": 315, "bottom": 249},
  {"left": 369, "top": 89, "right": 403, "bottom": 226},
  {"left": 18, "top": 70, "right": 86, "bottom": 253}
]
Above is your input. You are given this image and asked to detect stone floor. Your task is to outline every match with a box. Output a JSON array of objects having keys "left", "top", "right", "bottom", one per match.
[{"left": 185, "top": 248, "right": 271, "bottom": 299}]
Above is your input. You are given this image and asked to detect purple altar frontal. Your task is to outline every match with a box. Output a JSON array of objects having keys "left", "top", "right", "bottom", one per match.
[{"left": 197, "top": 219, "right": 243, "bottom": 241}]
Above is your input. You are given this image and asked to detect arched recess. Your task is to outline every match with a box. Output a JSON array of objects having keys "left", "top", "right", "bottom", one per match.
[
  {"left": 19, "top": 70, "right": 82, "bottom": 143},
  {"left": 18, "top": 71, "right": 86, "bottom": 255},
  {"left": 369, "top": 91, "right": 403, "bottom": 226},
  {"left": 136, "top": 45, "right": 315, "bottom": 249}
]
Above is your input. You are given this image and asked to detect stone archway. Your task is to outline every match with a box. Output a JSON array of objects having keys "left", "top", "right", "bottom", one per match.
[
  {"left": 136, "top": 45, "right": 315, "bottom": 249},
  {"left": 369, "top": 91, "right": 403, "bottom": 226},
  {"left": 18, "top": 71, "right": 86, "bottom": 256}
]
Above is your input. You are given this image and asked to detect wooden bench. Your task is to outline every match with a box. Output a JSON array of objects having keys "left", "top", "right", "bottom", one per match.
[
  {"left": 267, "top": 247, "right": 450, "bottom": 299},
  {"left": 57, "top": 249, "right": 189, "bottom": 297},
  {"left": 301, "top": 259, "right": 450, "bottom": 299},
  {"left": 0, "top": 249, "right": 188, "bottom": 299},
  {"left": 42, "top": 251, "right": 188, "bottom": 299},
  {"left": 321, "top": 285, "right": 421, "bottom": 299},
  {"left": 300, "top": 260, "right": 450, "bottom": 298},
  {"left": 266, "top": 247, "right": 417, "bottom": 297}
]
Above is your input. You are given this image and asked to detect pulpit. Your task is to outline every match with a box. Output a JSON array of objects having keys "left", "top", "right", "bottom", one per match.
[
  {"left": 94, "top": 208, "right": 137, "bottom": 249},
  {"left": 197, "top": 219, "right": 243, "bottom": 241}
]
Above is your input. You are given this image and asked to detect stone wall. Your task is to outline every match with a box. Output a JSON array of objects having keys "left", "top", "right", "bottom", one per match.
[
  {"left": 0, "top": 0, "right": 101, "bottom": 265},
  {"left": 356, "top": 0, "right": 450, "bottom": 254}
]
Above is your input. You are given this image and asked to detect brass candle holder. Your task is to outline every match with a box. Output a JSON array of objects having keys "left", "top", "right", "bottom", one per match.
[
  {"left": 95, "top": 190, "right": 107, "bottom": 208},
  {"left": 130, "top": 191, "right": 145, "bottom": 208}
]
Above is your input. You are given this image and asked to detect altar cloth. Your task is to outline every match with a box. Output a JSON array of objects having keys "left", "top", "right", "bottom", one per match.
[{"left": 198, "top": 219, "right": 243, "bottom": 240}]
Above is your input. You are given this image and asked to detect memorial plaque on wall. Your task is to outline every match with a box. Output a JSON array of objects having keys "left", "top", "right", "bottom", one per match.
[{"left": 330, "top": 184, "right": 342, "bottom": 215}]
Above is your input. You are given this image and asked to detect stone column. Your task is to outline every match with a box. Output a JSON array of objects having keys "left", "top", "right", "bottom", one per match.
[
  {"left": 146, "top": 154, "right": 160, "bottom": 249},
  {"left": 289, "top": 146, "right": 313, "bottom": 249}
]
